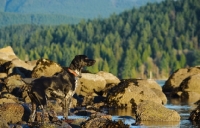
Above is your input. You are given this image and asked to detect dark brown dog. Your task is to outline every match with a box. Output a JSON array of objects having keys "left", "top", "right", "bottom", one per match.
[{"left": 26, "top": 55, "right": 95, "bottom": 122}]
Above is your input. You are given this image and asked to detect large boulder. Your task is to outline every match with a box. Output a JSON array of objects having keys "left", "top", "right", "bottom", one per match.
[
  {"left": 136, "top": 100, "right": 180, "bottom": 122},
  {"left": 136, "top": 79, "right": 162, "bottom": 91},
  {"left": 0, "top": 103, "right": 24, "bottom": 123},
  {"left": 166, "top": 72, "right": 200, "bottom": 103},
  {"left": 0, "top": 46, "right": 34, "bottom": 77},
  {"left": 96, "top": 71, "right": 120, "bottom": 84},
  {"left": 163, "top": 67, "right": 200, "bottom": 92},
  {"left": 180, "top": 91, "right": 200, "bottom": 103},
  {"left": 180, "top": 74, "right": 200, "bottom": 94},
  {"left": 151, "top": 88, "right": 167, "bottom": 104},
  {"left": 31, "top": 58, "right": 63, "bottom": 78},
  {"left": 106, "top": 79, "right": 163, "bottom": 108},
  {"left": 76, "top": 73, "right": 106, "bottom": 97}
]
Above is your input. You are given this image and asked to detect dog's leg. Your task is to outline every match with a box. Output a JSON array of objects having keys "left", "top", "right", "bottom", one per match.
[
  {"left": 29, "top": 102, "right": 36, "bottom": 122},
  {"left": 39, "top": 105, "right": 45, "bottom": 123},
  {"left": 63, "top": 97, "right": 69, "bottom": 119},
  {"left": 63, "top": 90, "right": 73, "bottom": 119}
]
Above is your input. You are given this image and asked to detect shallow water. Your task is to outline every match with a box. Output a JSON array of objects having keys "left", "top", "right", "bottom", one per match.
[
  {"left": 60, "top": 80, "right": 199, "bottom": 127},
  {"left": 108, "top": 80, "right": 198, "bottom": 127}
]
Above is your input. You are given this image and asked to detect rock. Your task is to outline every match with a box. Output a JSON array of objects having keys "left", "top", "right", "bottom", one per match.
[
  {"left": 0, "top": 98, "right": 16, "bottom": 104},
  {"left": 107, "top": 79, "right": 162, "bottom": 108},
  {"left": 58, "top": 122, "right": 72, "bottom": 128},
  {"left": 0, "top": 93, "right": 18, "bottom": 102},
  {"left": 96, "top": 71, "right": 120, "bottom": 84},
  {"left": 4, "top": 74, "right": 25, "bottom": 93},
  {"left": 0, "top": 47, "right": 33, "bottom": 77},
  {"left": 0, "top": 116, "right": 9, "bottom": 128},
  {"left": 0, "top": 103, "right": 24, "bottom": 123},
  {"left": 0, "top": 73, "right": 7, "bottom": 78},
  {"left": 189, "top": 104, "right": 200, "bottom": 121},
  {"left": 151, "top": 88, "right": 167, "bottom": 104},
  {"left": 0, "top": 60, "right": 12, "bottom": 74},
  {"left": 0, "top": 46, "right": 18, "bottom": 61},
  {"left": 31, "top": 58, "right": 63, "bottom": 78},
  {"left": 25, "top": 60, "right": 37, "bottom": 68},
  {"left": 76, "top": 73, "right": 106, "bottom": 97},
  {"left": 137, "top": 79, "right": 162, "bottom": 91},
  {"left": 8, "top": 58, "right": 33, "bottom": 77},
  {"left": 180, "top": 74, "right": 200, "bottom": 94},
  {"left": 163, "top": 67, "right": 200, "bottom": 92},
  {"left": 136, "top": 100, "right": 180, "bottom": 122},
  {"left": 81, "top": 113, "right": 129, "bottom": 128},
  {"left": 2, "top": 74, "right": 28, "bottom": 102},
  {"left": 180, "top": 91, "right": 200, "bottom": 103}
]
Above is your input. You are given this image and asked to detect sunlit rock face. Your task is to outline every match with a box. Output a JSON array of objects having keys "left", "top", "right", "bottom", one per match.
[
  {"left": 136, "top": 100, "right": 180, "bottom": 122},
  {"left": 163, "top": 67, "right": 200, "bottom": 92},
  {"left": 31, "top": 58, "right": 63, "bottom": 78},
  {"left": 106, "top": 79, "right": 164, "bottom": 108},
  {"left": 163, "top": 67, "right": 200, "bottom": 103}
]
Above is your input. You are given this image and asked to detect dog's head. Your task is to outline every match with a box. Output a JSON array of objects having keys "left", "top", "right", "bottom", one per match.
[{"left": 69, "top": 55, "right": 96, "bottom": 71}]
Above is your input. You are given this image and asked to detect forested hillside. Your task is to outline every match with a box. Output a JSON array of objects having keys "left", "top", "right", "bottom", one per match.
[
  {"left": 0, "top": 0, "right": 200, "bottom": 79},
  {"left": 0, "top": 12, "right": 81, "bottom": 28},
  {"left": 0, "top": 0, "right": 163, "bottom": 28}
]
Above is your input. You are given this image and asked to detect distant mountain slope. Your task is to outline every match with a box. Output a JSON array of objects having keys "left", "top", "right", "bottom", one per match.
[
  {"left": 0, "top": 0, "right": 163, "bottom": 28},
  {"left": 0, "top": 12, "right": 81, "bottom": 28},
  {"left": 1, "top": 0, "right": 163, "bottom": 19}
]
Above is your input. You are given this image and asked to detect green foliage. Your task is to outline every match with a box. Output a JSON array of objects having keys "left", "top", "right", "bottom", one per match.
[{"left": 0, "top": 0, "right": 199, "bottom": 79}]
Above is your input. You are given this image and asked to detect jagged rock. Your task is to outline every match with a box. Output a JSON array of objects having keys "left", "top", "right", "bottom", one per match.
[
  {"left": 107, "top": 79, "right": 162, "bottom": 108},
  {"left": 76, "top": 73, "right": 106, "bottom": 97},
  {"left": 96, "top": 71, "right": 120, "bottom": 84},
  {"left": 31, "top": 58, "right": 63, "bottom": 78},
  {"left": 0, "top": 103, "right": 24, "bottom": 123},
  {"left": 163, "top": 67, "right": 200, "bottom": 92},
  {"left": 136, "top": 100, "right": 180, "bottom": 122}
]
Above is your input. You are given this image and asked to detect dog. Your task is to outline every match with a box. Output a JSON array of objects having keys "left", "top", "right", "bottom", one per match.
[{"left": 25, "top": 55, "right": 95, "bottom": 122}]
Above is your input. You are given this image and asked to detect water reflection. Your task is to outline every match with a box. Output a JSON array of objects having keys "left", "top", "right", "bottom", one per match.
[{"left": 107, "top": 80, "right": 199, "bottom": 127}]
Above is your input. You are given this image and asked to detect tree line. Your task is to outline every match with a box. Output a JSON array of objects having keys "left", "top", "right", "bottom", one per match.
[{"left": 0, "top": 0, "right": 199, "bottom": 79}]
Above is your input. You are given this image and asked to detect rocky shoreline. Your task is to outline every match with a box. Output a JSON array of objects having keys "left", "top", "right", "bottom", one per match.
[{"left": 0, "top": 46, "right": 200, "bottom": 127}]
